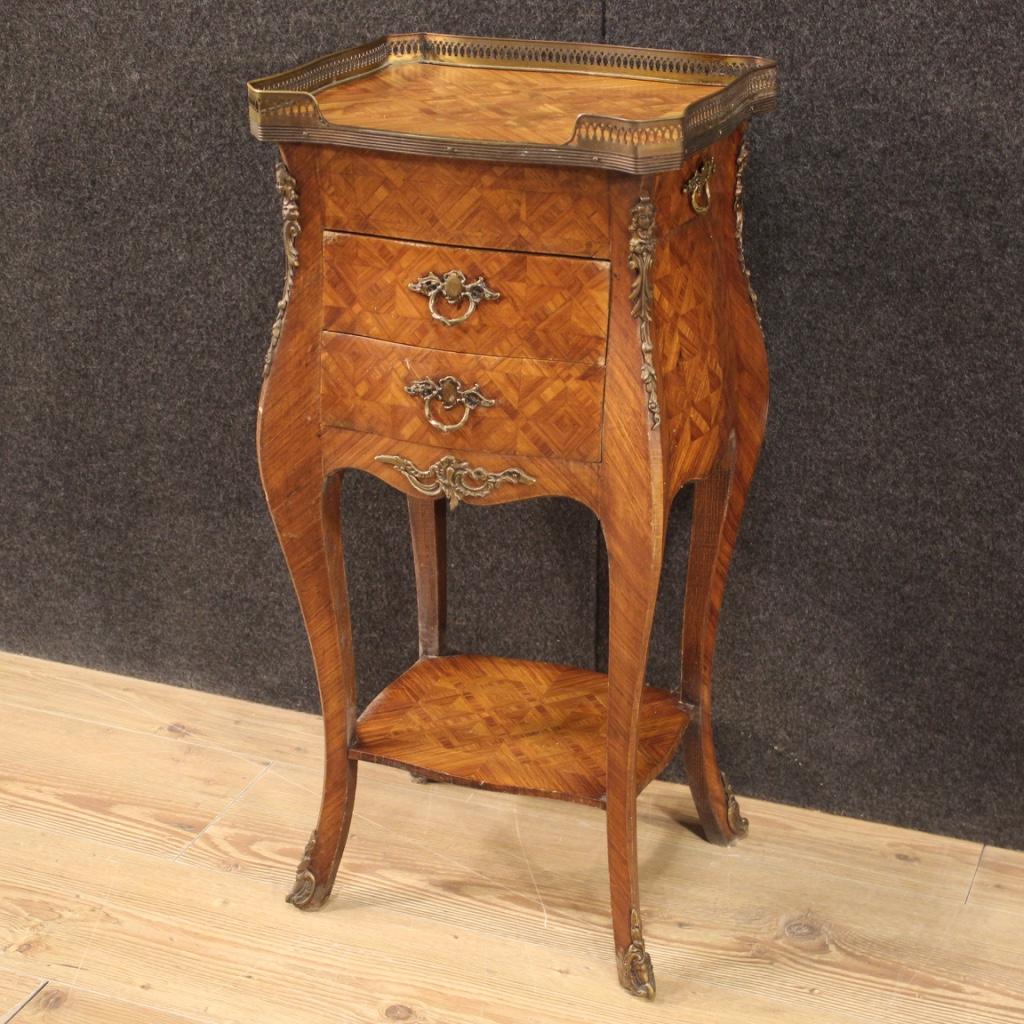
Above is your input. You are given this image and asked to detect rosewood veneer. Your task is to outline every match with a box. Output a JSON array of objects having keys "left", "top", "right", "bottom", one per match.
[{"left": 247, "top": 33, "right": 777, "bottom": 1000}]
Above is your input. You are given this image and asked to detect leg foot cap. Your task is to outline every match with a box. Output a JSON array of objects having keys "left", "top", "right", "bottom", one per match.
[
  {"left": 285, "top": 831, "right": 324, "bottom": 910},
  {"left": 616, "top": 909, "right": 657, "bottom": 999}
]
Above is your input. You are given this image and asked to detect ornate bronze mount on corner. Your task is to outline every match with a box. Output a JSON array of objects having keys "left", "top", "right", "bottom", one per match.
[
  {"left": 404, "top": 375, "right": 495, "bottom": 433},
  {"left": 375, "top": 453, "right": 535, "bottom": 509},
  {"left": 263, "top": 161, "right": 301, "bottom": 380},
  {"left": 733, "top": 136, "right": 763, "bottom": 327},
  {"left": 408, "top": 269, "right": 501, "bottom": 326},
  {"left": 684, "top": 157, "right": 716, "bottom": 214},
  {"left": 617, "top": 908, "right": 656, "bottom": 999},
  {"left": 628, "top": 193, "right": 661, "bottom": 430}
]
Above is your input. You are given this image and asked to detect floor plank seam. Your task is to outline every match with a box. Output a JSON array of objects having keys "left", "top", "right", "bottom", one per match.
[
  {"left": 60, "top": 844, "right": 131, "bottom": 999},
  {"left": 265, "top": 763, "right": 321, "bottom": 797},
  {"left": 172, "top": 762, "right": 276, "bottom": 864},
  {"left": 963, "top": 843, "right": 987, "bottom": 905},
  {"left": 77, "top": 675, "right": 179, "bottom": 729},
  {"left": 2, "top": 980, "right": 47, "bottom": 1024}
]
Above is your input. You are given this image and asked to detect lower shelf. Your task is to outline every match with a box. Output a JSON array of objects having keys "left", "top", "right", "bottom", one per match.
[{"left": 350, "top": 654, "right": 690, "bottom": 806}]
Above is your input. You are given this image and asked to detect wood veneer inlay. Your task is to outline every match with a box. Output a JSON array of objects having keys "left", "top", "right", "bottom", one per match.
[
  {"left": 317, "top": 62, "right": 718, "bottom": 145},
  {"left": 350, "top": 654, "right": 690, "bottom": 805},
  {"left": 251, "top": 33, "right": 777, "bottom": 999},
  {"left": 322, "top": 232, "right": 611, "bottom": 365},
  {"left": 320, "top": 332, "right": 605, "bottom": 463}
]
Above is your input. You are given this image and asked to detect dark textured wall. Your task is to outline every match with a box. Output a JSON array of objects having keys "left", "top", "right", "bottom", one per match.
[{"left": 2, "top": 3, "right": 1022, "bottom": 849}]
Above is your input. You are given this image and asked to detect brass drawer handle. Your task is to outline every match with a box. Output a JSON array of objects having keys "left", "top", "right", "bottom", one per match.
[
  {"left": 408, "top": 269, "right": 501, "bottom": 326},
  {"left": 684, "top": 157, "right": 716, "bottom": 214},
  {"left": 376, "top": 453, "right": 535, "bottom": 509},
  {"left": 405, "top": 375, "right": 496, "bottom": 433}
]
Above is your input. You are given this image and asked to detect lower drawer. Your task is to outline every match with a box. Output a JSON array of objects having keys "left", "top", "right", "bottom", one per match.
[{"left": 320, "top": 332, "right": 604, "bottom": 463}]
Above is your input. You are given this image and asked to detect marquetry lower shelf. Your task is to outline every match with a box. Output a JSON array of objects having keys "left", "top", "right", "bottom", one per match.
[{"left": 349, "top": 654, "right": 691, "bottom": 806}]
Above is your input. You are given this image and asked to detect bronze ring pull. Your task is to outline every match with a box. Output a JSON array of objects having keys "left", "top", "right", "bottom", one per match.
[
  {"left": 684, "top": 157, "right": 716, "bottom": 215},
  {"left": 404, "top": 375, "right": 496, "bottom": 433},
  {"left": 408, "top": 269, "right": 501, "bottom": 326}
]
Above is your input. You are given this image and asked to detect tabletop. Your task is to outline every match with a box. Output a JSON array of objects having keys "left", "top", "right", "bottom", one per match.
[{"left": 248, "top": 33, "right": 777, "bottom": 174}]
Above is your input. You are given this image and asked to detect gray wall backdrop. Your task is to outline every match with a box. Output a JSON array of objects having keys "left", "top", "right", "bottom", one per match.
[{"left": 3, "top": 2, "right": 1022, "bottom": 849}]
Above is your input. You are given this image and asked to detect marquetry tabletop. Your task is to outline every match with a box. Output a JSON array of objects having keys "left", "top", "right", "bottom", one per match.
[{"left": 248, "top": 33, "right": 777, "bottom": 173}]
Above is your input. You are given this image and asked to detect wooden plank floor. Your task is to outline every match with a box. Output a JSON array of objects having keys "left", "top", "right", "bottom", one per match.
[{"left": 0, "top": 651, "right": 1022, "bottom": 1023}]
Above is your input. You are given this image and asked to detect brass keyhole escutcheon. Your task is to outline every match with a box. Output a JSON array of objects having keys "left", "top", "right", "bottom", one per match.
[
  {"left": 404, "top": 375, "right": 496, "bottom": 433},
  {"left": 408, "top": 269, "right": 501, "bottom": 326},
  {"left": 442, "top": 271, "right": 463, "bottom": 302}
]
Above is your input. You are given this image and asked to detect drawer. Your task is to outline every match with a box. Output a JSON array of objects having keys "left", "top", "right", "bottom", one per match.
[
  {"left": 317, "top": 148, "right": 611, "bottom": 259},
  {"left": 322, "top": 232, "right": 610, "bottom": 366},
  {"left": 320, "top": 332, "right": 604, "bottom": 463}
]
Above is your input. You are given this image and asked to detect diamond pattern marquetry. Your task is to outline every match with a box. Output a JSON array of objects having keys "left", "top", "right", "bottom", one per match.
[
  {"left": 651, "top": 142, "right": 734, "bottom": 490},
  {"left": 317, "top": 62, "right": 717, "bottom": 146},
  {"left": 320, "top": 333, "right": 604, "bottom": 462},
  {"left": 256, "top": 54, "right": 775, "bottom": 995},
  {"left": 350, "top": 655, "right": 690, "bottom": 806},
  {"left": 323, "top": 232, "right": 611, "bottom": 366},
  {"left": 318, "top": 147, "right": 611, "bottom": 258},
  {"left": 513, "top": 365, "right": 606, "bottom": 462}
]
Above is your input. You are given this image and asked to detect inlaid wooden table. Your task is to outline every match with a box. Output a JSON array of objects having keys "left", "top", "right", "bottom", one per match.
[{"left": 247, "top": 33, "right": 777, "bottom": 1000}]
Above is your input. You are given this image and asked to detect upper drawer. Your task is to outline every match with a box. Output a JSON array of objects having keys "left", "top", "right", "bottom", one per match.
[
  {"left": 322, "top": 232, "right": 610, "bottom": 366},
  {"left": 317, "top": 148, "right": 611, "bottom": 259}
]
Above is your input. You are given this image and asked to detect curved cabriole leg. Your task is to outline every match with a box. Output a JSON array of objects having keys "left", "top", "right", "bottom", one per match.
[
  {"left": 680, "top": 123, "right": 769, "bottom": 847},
  {"left": 681, "top": 384, "right": 767, "bottom": 844},
  {"left": 256, "top": 144, "right": 357, "bottom": 907},
  {"left": 680, "top": 438, "right": 748, "bottom": 844},
  {"left": 597, "top": 173, "right": 669, "bottom": 998},
  {"left": 271, "top": 471, "right": 359, "bottom": 909},
  {"left": 603, "top": 513, "right": 664, "bottom": 1000}
]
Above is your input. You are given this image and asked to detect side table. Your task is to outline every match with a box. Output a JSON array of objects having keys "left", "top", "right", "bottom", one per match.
[{"left": 247, "top": 34, "right": 777, "bottom": 1000}]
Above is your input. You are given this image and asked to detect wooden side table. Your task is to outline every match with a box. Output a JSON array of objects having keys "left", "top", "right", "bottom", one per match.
[{"left": 247, "top": 34, "right": 777, "bottom": 1000}]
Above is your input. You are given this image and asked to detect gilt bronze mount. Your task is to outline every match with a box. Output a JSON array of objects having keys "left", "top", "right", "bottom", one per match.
[
  {"left": 408, "top": 269, "right": 501, "bottom": 326},
  {"left": 404, "top": 375, "right": 496, "bottom": 433},
  {"left": 617, "top": 908, "right": 656, "bottom": 999},
  {"left": 685, "top": 157, "right": 716, "bottom": 214},
  {"left": 262, "top": 162, "right": 300, "bottom": 379},
  {"left": 628, "top": 193, "right": 661, "bottom": 429},
  {"left": 375, "top": 453, "right": 535, "bottom": 508},
  {"left": 285, "top": 831, "right": 319, "bottom": 909}
]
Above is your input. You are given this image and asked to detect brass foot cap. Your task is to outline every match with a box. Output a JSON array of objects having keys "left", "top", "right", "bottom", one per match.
[
  {"left": 617, "top": 952, "right": 656, "bottom": 1000},
  {"left": 617, "top": 910, "right": 656, "bottom": 1000},
  {"left": 285, "top": 869, "right": 318, "bottom": 909}
]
